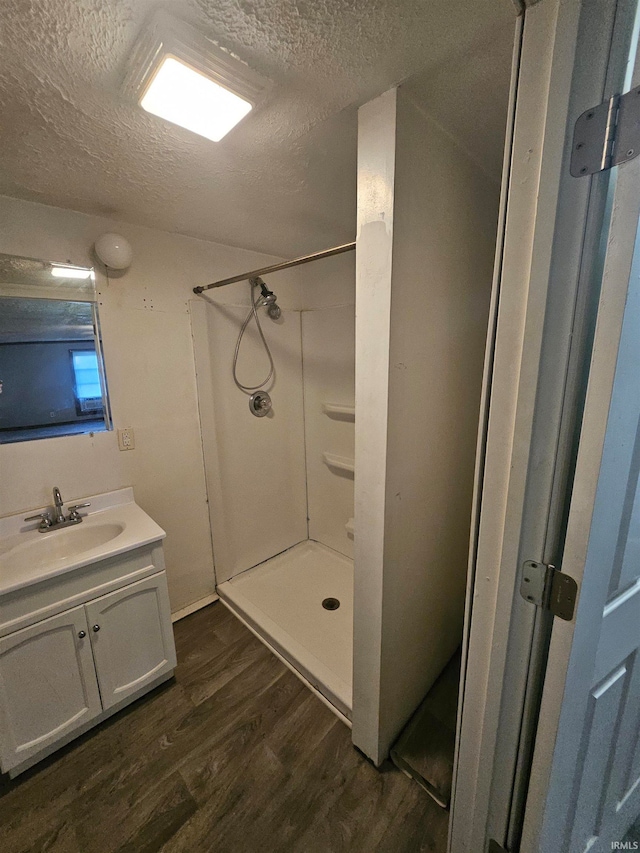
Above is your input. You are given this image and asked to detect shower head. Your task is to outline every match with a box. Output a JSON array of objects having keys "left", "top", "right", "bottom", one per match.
[
  {"left": 266, "top": 299, "right": 281, "bottom": 319},
  {"left": 252, "top": 277, "right": 281, "bottom": 318}
]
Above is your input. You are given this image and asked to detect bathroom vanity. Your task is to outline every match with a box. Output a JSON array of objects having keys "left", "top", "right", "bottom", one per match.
[{"left": 0, "top": 488, "right": 176, "bottom": 777}]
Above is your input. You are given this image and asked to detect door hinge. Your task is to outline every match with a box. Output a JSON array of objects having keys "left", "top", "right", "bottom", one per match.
[
  {"left": 571, "top": 86, "right": 640, "bottom": 176},
  {"left": 520, "top": 560, "right": 578, "bottom": 621}
]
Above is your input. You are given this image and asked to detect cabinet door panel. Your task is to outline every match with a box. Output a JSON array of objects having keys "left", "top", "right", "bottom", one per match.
[
  {"left": 85, "top": 573, "right": 176, "bottom": 710},
  {"left": 0, "top": 606, "right": 101, "bottom": 771}
]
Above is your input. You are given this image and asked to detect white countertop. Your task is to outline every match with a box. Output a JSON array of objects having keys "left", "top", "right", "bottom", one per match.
[{"left": 0, "top": 488, "right": 165, "bottom": 597}]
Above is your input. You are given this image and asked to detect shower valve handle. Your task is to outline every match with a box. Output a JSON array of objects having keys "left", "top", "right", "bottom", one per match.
[{"left": 249, "top": 391, "right": 272, "bottom": 418}]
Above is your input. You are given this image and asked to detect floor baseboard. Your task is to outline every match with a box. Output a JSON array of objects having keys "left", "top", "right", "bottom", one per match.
[{"left": 171, "top": 593, "right": 219, "bottom": 623}]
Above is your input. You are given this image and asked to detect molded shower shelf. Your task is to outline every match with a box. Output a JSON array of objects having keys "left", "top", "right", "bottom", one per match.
[
  {"left": 323, "top": 452, "right": 355, "bottom": 475},
  {"left": 345, "top": 518, "right": 355, "bottom": 536},
  {"left": 322, "top": 402, "right": 355, "bottom": 420}
]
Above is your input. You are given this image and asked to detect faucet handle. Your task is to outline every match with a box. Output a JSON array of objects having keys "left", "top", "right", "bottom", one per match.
[
  {"left": 24, "top": 512, "right": 52, "bottom": 530},
  {"left": 67, "top": 503, "right": 90, "bottom": 521}
]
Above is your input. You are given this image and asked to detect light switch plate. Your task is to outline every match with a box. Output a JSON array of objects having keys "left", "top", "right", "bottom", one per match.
[{"left": 117, "top": 427, "right": 135, "bottom": 451}]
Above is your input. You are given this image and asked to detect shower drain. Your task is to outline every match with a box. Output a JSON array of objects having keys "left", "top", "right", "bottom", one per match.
[{"left": 322, "top": 597, "right": 340, "bottom": 611}]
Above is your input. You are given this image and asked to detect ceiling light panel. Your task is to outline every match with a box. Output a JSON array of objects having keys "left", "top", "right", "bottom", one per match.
[
  {"left": 124, "top": 11, "right": 270, "bottom": 142},
  {"left": 140, "top": 56, "right": 252, "bottom": 142}
]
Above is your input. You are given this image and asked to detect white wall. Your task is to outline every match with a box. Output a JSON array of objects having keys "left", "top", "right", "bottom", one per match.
[
  {"left": 352, "top": 87, "right": 499, "bottom": 763},
  {"left": 0, "top": 194, "right": 295, "bottom": 613},
  {"left": 191, "top": 251, "right": 356, "bottom": 582}
]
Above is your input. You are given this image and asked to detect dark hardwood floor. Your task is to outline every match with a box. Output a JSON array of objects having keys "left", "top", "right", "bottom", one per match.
[{"left": 0, "top": 602, "right": 448, "bottom": 853}]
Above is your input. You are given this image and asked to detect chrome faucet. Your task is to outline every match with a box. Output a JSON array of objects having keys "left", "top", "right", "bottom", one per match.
[
  {"left": 24, "top": 487, "right": 91, "bottom": 532},
  {"left": 53, "top": 486, "right": 65, "bottom": 524}
]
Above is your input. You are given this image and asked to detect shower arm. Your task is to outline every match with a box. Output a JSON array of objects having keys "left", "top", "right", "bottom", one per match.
[{"left": 192, "top": 241, "right": 355, "bottom": 294}]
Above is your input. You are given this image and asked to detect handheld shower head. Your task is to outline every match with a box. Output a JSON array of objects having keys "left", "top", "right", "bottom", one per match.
[
  {"left": 266, "top": 300, "right": 281, "bottom": 319},
  {"left": 252, "top": 277, "right": 281, "bottom": 318}
]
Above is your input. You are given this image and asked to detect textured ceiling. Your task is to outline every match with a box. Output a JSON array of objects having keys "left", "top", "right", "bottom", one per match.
[{"left": 0, "top": 0, "right": 515, "bottom": 257}]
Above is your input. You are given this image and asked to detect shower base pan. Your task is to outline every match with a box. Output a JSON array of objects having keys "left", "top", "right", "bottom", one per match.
[{"left": 217, "top": 540, "right": 353, "bottom": 721}]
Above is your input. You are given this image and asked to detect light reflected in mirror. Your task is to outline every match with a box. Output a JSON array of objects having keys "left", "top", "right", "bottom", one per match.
[
  {"left": 0, "top": 254, "right": 96, "bottom": 296},
  {"left": 0, "top": 254, "right": 112, "bottom": 444}
]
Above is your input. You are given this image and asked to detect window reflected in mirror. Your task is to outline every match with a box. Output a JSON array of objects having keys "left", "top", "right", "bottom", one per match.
[{"left": 0, "top": 254, "right": 112, "bottom": 444}]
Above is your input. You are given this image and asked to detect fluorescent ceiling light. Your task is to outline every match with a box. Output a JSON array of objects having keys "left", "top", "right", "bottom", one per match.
[
  {"left": 140, "top": 56, "right": 252, "bottom": 142},
  {"left": 51, "top": 266, "right": 92, "bottom": 279}
]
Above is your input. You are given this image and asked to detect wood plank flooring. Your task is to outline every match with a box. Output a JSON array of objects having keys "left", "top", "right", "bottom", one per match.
[
  {"left": 391, "top": 651, "right": 460, "bottom": 808},
  {"left": 0, "top": 602, "right": 448, "bottom": 853}
]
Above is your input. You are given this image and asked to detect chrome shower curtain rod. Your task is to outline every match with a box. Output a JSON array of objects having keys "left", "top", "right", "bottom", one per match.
[{"left": 193, "top": 241, "right": 355, "bottom": 294}]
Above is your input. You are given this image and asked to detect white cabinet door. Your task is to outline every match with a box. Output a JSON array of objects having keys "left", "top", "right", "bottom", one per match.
[
  {"left": 85, "top": 573, "right": 176, "bottom": 710},
  {"left": 0, "top": 605, "right": 102, "bottom": 772}
]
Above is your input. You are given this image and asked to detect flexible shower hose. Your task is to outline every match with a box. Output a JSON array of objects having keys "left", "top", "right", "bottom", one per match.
[{"left": 232, "top": 281, "right": 275, "bottom": 394}]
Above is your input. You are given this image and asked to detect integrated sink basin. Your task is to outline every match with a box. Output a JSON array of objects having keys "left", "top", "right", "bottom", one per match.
[
  {"left": 0, "top": 488, "right": 166, "bottom": 595},
  {"left": 1, "top": 523, "right": 126, "bottom": 573}
]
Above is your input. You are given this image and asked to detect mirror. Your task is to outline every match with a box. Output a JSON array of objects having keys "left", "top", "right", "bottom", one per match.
[{"left": 0, "top": 253, "right": 112, "bottom": 444}]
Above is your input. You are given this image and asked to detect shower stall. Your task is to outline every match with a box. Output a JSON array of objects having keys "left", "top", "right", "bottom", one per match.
[
  {"left": 189, "top": 30, "right": 513, "bottom": 763},
  {"left": 191, "top": 246, "right": 357, "bottom": 722}
]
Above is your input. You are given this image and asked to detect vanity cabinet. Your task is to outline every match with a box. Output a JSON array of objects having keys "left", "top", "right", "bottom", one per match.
[
  {"left": 0, "top": 606, "right": 102, "bottom": 768},
  {"left": 0, "top": 555, "right": 176, "bottom": 777},
  {"left": 84, "top": 574, "right": 175, "bottom": 710}
]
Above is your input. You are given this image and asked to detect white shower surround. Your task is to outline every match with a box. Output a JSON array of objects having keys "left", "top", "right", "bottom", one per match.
[
  {"left": 191, "top": 251, "right": 356, "bottom": 586},
  {"left": 303, "top": 305, "right": 356, "bottom": 560}
]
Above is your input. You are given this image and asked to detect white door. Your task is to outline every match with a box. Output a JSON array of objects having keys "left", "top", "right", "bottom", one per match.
[
  {"left": 522, "top": 51, "right": 640, "bottom": 853},
  {"left": 0, "top": 606, "right": 102, "bottom": 771},
  {"left": 450, "top": 1, "right": 640, "bottom": 850},
  {"left": 85, "top": 573, "right": 176, "bottom": 710}
]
